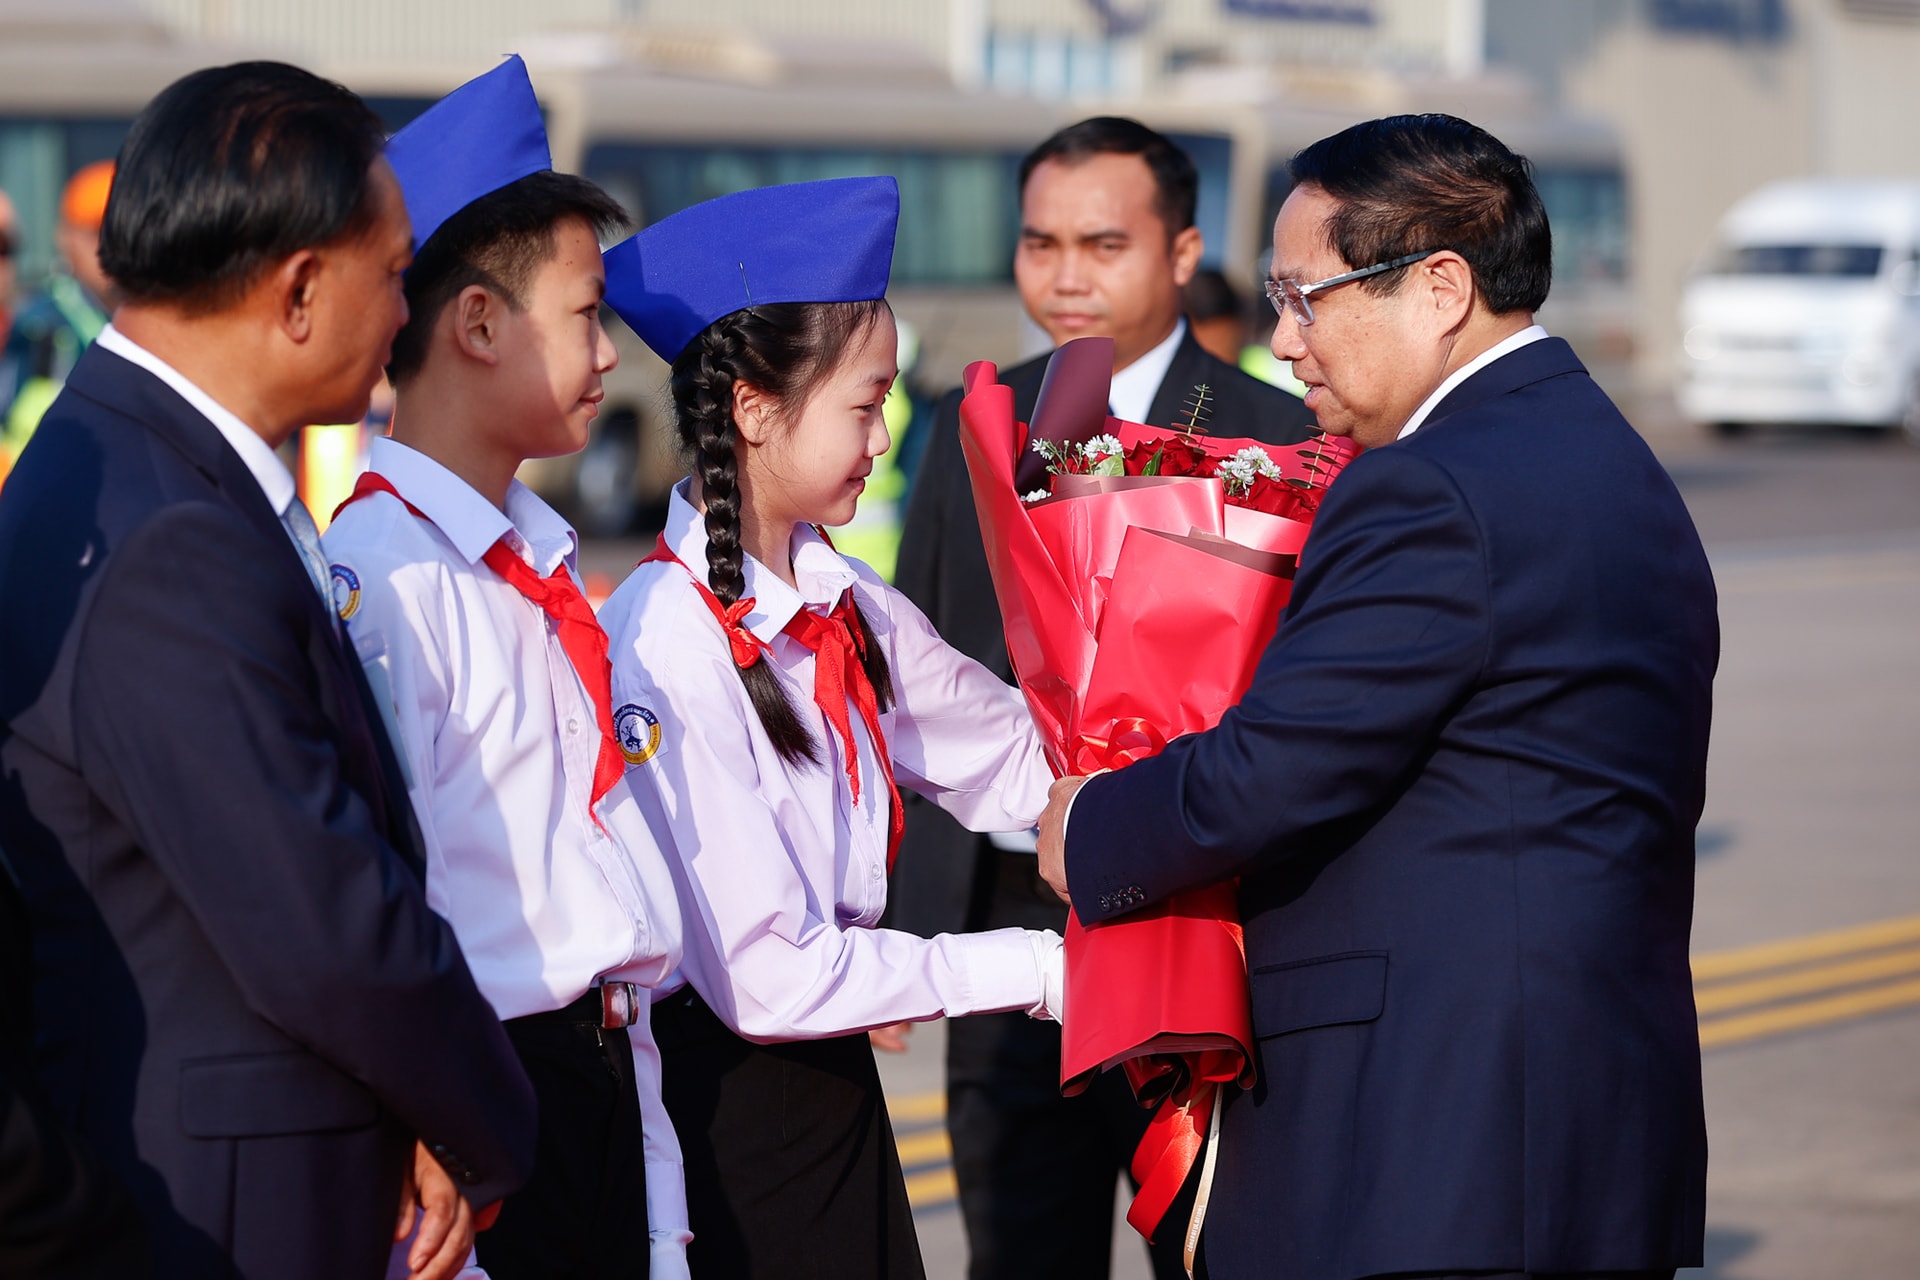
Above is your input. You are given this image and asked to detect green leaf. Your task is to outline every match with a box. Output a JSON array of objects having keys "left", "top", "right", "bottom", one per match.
[
  {"left": 1091, "top": 453, "right": 1125, "bottom": 477},
  {"left": 1142, "top": 446, "right": 1163, "bottom": 476}
]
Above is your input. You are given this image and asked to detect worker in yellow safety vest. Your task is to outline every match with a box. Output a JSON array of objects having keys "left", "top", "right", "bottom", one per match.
[{"left": 3, "top": 162, "right": 118, "bottom": 466}]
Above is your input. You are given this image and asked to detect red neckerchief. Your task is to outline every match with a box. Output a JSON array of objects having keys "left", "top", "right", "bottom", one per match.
[
  {"left": 336, "top": 471, "right": 627, "bottom": 822},
  {"left": 641, "top": 533, "right": 905, "bottom": 871}
]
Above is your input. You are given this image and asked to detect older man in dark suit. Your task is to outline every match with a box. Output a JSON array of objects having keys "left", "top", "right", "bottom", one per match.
[
  {"left": 892, "top": 116, "right": 1317, "bottom": 1280},
  {"left": 0, "top": 63, "right": 535, "bottom": 1280},
  {"left": 1040, "top": 114, "right": 1718, "bottom": 1280}
]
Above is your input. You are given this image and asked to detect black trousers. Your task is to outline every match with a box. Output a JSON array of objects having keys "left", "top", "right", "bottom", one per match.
[
  {"left": 945, "top": 851, "right": 1189, "bottom": 1280},
  {"left": 475, "top": 998, "right": 648, "bottom": 1280},
  {"left": 654, "top": 989, "right": 923, "bottom": 1280}
]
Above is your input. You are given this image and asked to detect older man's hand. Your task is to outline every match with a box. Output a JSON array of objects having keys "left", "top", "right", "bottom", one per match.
[{"left": 1037, "top": 774, "right": 1090, "bottom": 904}]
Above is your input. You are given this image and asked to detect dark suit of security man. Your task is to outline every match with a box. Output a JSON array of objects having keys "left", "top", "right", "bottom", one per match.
[
  {"left": 0, "top": 64, "right": 534, "bottom": 1279},
  {"left": 890, "top": 116, "right": 1316, "bottom": 1280}
]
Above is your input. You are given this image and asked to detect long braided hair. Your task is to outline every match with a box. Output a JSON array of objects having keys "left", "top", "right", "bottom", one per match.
[{"left": 670, "top": 299, "right": 896, "bottom": 765}]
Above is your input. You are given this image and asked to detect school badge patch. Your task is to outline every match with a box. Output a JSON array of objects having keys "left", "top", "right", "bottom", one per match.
[
  {"left": 615, "top": 703, "right": 663, "bottom": 765},
  {"left": 329, "top": 563, "right": 362, "bottom": 621}
]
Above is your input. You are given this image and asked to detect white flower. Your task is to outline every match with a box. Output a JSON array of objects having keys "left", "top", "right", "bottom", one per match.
[
  {"left": 1215, "top": 456, "right": 1259, "bottom": 497},
  {"left": 1022, "top": 489, "right": 1052, "bottom": 503},
  {"left": 1229, "top": 445, "right": 1282, "bottom": 479},
  {"left": 1030, "top": 438, "right": 1049, "bottom": 454},
  {"left": 1084, "top": 433, "right": 1125, "bottom": 458}
]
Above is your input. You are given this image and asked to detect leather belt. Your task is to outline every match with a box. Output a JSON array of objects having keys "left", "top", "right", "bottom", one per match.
[{"left": 526, "top": 980, "right": 642, "bottom": 1030}]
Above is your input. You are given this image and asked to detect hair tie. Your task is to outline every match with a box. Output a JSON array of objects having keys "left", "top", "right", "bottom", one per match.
[{"left": 717, "top": 597, "right": 766, "bottom": 669}]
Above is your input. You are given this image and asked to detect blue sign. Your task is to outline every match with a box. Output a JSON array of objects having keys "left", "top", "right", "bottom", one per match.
[
  {"left": 1647, "top": 0, "right": 1788, "bottom": 42},
  {"left": 1221, "top": 0, "right": 1375, "bottom": 23}
]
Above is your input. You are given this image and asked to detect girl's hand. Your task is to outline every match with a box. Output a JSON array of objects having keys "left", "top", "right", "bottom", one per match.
[{"left": 868, "top": 1022, "right": 914, "bottom": 1052}]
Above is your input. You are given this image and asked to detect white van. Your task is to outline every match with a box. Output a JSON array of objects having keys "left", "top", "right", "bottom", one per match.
[{"left": 1677, "top": 179, "right": 1920, "bottom": 438}]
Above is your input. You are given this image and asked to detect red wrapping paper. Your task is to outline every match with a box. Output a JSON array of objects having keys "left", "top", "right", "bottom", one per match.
[
  {"left": 956, "top": 353, "right": 1334, "bottom": 1242},
  {"left": 1028, "top": 478, "right": 1225, "bottom": 637}
]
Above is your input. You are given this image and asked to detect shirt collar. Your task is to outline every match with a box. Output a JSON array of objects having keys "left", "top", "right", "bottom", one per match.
[
  {"left": 1106, "top": 317, "right": 1187, "bottom": 425},
  {"left": 369, "top": 435, "right": 578, "bottom": 575},
  {"left": 663, "top": 479, "right": 860, "bottom": 645},
  {"left": 95, "top": 323, "right": 297, "bottom": 517},
  {"left": 1396, "top": 324, "right": 1549, "bottom": 441}
]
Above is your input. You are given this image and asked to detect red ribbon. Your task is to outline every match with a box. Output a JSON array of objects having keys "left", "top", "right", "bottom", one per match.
[
  {"left": 1124, "top": 1054, "right": 1244, "bottom": 1242},
  {"left": 1071, "top": 717, "right": 1168, "bottom": 775},
  {"left": 336, "top": 472, "right": 628, "bottom": 821},
  {"left": 639, "top": 536, "right": 768, "bottom": 670},
  {"left": 1068, "top": 719, "right": 1249, "bottom": 1245}
]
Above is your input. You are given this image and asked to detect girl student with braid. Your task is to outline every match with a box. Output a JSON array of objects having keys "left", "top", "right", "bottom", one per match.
[{"left": 597, "top": 177, "right": 1064, "bottom": 1279}]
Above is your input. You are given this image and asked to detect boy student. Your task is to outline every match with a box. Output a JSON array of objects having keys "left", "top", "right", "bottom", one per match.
[{"left": 323, "top": 57, "right": 688, "bottom": 1279}]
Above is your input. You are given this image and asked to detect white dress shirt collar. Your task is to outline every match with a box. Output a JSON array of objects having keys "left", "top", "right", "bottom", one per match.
[
  {"left": 1106, "top": 317, "right": 1187, "bottom": 425},
  {"left": 663, "top": 478, "right": 860, "bottom": 646},
  {"left": 1396, "top": 324, "right": 1548, "bottom": 441},
  {"left": 95, "top": 323, "right": 298, "bottom": 517},
  {"left": 367, "top": 436, "right": 577, "bottom": 577}
]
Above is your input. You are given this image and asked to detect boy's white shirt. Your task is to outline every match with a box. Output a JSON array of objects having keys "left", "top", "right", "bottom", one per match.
[{"left": 325, "top": 436, "right": 691, "bottom": 1268}]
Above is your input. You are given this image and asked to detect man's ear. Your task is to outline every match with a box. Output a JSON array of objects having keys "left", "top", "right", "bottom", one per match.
[
  {"left": 275, "top": 249, "right": 323, "bottom": 343},
  {"left": 1169, "top": 225, "right": 1204, "bottom": 290},
  {"left": 452, "top": 284, "right": 503, "bottom": 366},
  {"left": 1420, "top": 251, "right": 1477, "bottom": 331},
  {"left": 732, "top": 379, "right": 777, "bottom": 446}
]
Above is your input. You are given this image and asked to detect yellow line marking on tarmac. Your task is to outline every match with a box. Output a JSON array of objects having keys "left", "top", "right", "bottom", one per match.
[
  {"left": 887, "top": 1090, "right": 945, "bottom": 1124},
  {"left": 1691, "top": 913, "right": 1920, "bottom": 981},
  {"left": 904, "top": 1165, "right": 957, "bottom": 1208},
  {"left": 1693, "top": 913, "right": 1920, "bottom": 1048},
  {"left": 1695, "top": 944, "right": 1920, "bottom": 1015},
  {"left": 889, "top": 914, "right": 1920, "bottom": 1213},
  {"left": 894, "top": 1129, "right": 953, "bottom": 1168},
  {"left": 1699, "top": 974, "right": 1920, "bottom": 1048}
]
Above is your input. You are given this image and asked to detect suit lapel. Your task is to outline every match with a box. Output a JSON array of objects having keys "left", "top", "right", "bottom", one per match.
[
  {"left": 1422, "top": 337, "right": 1588, "bottom": 431},
  {"left": 70, "top": 346, "right": 426, "bottom": 873},
  {"left": 1143, "top": 330, "right": 1213, "bottom": 430}
]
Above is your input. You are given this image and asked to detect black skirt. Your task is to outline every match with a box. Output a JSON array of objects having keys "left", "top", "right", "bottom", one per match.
[{"left": 653, "top": 989, "right": 925, "bottom": 1280}]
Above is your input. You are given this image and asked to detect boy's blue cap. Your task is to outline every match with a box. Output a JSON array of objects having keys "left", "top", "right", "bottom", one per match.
[
  {"left": 385, "top": 55, "right": 551, "bottom": 251},
  {"left": 602, "top": 176, "right": 898, "bottom": 362}
]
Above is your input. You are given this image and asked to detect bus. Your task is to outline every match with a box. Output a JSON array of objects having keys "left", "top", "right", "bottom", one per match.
[{"left": 3, "top": 18, "right": 1630, "bottom": 533}]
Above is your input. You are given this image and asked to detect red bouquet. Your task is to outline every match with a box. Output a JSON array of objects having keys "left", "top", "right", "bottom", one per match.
[{"left": 956, "top": 337, "right": 1357, "bottom": 1247}]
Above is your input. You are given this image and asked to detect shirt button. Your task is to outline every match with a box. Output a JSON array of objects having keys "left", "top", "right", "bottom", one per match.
[
  {"left": 567, "top": 718, "right": 580, "bottom": 735},
  {"left": 870, "top": 865, "right": 883, "bottom": 881}
]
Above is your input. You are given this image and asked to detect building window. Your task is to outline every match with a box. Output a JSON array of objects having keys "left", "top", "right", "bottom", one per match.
[{"left": 584, "top": 143, "right": 1026, "bottom": 286}]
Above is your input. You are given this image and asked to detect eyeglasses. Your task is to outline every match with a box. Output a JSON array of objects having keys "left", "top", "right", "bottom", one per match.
[{"left": 1264, "top": 249, "right": 1439, "bottom": 326}]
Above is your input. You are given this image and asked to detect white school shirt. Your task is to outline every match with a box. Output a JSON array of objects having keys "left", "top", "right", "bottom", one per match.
[
  {"left": 600, "top": 480, "right": 1058, "bottom": 1041},
  {"left": 322, "top": 437, "right": 691, "bottom": 1262}
]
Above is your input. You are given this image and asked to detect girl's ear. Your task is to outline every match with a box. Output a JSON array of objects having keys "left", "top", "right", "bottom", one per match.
[{"left": 732, "top": 379, "right": 777, "bottom": 446}]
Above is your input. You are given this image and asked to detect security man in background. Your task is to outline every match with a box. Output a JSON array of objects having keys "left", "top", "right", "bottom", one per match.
[
  {"left": 891, "top": 116, "right": 1318, "bottom": 1280},
  {"left": 3, "top": 160, "right": 118, "bottom": 461}
]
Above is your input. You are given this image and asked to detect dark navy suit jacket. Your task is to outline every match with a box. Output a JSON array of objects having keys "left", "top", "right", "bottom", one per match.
[
  {"left": 1066, "top": 338, "right": 1718, "bottom": 1280},
  {"left": 0, "top": 346, "right": 535, "bottom": 1278}
]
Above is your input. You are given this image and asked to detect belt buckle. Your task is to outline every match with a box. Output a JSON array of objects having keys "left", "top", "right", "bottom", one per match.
[{"left": 598, "top": 980, "right": 640, "bottom": 1030}]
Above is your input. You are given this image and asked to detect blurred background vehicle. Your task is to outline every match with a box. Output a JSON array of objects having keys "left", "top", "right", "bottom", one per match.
[
  {"left": 1678, "top": 179, "right": 1920, "bottom": 440},
  {"left": 1, "top": 3, "right": 1640, "bottom": 536}
]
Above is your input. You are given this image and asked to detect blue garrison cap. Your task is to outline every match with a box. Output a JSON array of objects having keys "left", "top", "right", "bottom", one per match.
[
  {"left": 385, "top": 55, "right": 551, "bottom": 251},
  {"left": 603, "top": 176, "right": 899, "bottom": 362}
]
